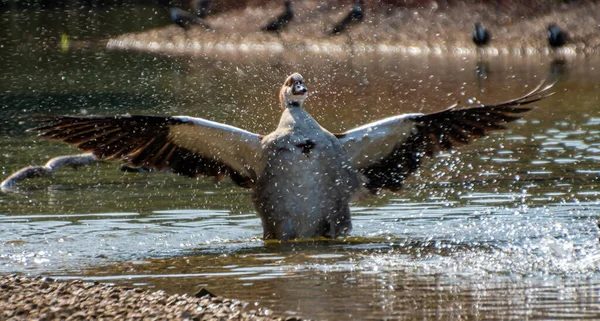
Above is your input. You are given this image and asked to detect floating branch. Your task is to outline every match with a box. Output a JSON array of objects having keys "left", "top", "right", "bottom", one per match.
[{"left": 1, "top": 153, "right": 98, "bottom": 191}]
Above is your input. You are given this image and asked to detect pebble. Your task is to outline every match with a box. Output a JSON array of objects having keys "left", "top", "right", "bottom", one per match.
[{"left": 0, "top": 274, "right": 309, "bottom": 321}]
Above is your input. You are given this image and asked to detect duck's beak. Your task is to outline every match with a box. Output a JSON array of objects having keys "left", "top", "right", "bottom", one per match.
[{"left": 292, "top": 83, "right": 307, "bottom": 96}]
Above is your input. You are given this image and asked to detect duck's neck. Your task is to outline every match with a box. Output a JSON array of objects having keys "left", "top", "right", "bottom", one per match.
[
  {"left": 278, "top": 102, "right": 319, "bottom": 131},
  {"left": 281, "top": 101, "right": 302, "bottom": 110}
]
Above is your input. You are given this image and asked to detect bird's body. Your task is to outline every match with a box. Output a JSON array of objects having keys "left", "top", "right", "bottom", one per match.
[
  {"left": 330, "top": 0, "right": 364, "bottom": 35},
  {"left": 263, "top": 0, "right": 294, "bottom": 32},
  {"left": 31, "top": 73, "right": 553, "bottom": 240},
  {"left": 170, "top": 7, "right": 210, "bottom": 30},
  {"left": 548, "top": 24, "right": 567, "bottom": 47},
  {"left": 256, "top": 106, "right": 359, "bottom": 239},
  {"left": 472, "top": 22, "right": 490, "bottom": 46}
]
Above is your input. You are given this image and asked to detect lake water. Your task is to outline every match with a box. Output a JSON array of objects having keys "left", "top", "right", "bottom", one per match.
[{"left": 1, "top": 4, "right": 600, "bottom": 320}]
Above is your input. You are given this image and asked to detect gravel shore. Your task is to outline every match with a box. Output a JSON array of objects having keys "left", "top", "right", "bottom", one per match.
[{"left": 0, "top": 274, "right": 306, "bottom": 321}]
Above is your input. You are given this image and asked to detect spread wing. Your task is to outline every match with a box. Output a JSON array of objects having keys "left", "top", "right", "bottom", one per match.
[
  {"left": 336, "top": 82, "right": 554, "bottom": 192},
  {"left": 31, "top": 115, "right": 263, "bottom": 188}
]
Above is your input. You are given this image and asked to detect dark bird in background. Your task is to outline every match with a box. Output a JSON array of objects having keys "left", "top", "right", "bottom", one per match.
[
  {"left": 472, "top": 22, "right": 490, "bottom": 46},
  {"left": 262, "top": 0, "right": 294, "bottom": 32},
  {"left": 548, "top": 24, "right": 568, "bottom": 47},
  {"left": 191, "top": 0, "right": 211, "bottom": 18},
  {"left": 330, "top": 0, "right": 364, "bottom": 35},
  {"left": 170, "top": 7, "right": 211, "bottom": 30}
]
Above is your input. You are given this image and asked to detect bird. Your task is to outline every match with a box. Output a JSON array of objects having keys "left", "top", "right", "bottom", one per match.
[
  {"left": 169, "top": 7, "right": 211, "bottom": 30},
  {"left": 330, "top": 0, "right": 364, "bottom": 35},
  {"left": 548, "top": 24, "right": 567, "bottom": 47},
  {"left": 262, "top": 0, "right": 294, "bottom": 33},
  {"left": 30, "top": 73, "right": 553, "bottom": 240},
  {"left": 191, "top": 0, "right": 211, "bottom": 18},
  {"left": 472, "top": 22, "right": 490, "bottom": 46}
]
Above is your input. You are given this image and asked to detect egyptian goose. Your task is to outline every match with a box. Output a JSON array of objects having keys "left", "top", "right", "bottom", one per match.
[
  {"left": 262, "top": 0, "right": 294, "bottom": 33},
  {"left": 30, "top": 73, "right": 552, "bottom": 240},
  {"left": 330, "top": 0, "right": 364, "bottom": 35},
  {"left": 548, "top": 24, "right": 567, "bottom": 48},
  {"left": 472, "top": 22, "right": 490, "bottom": 46}
]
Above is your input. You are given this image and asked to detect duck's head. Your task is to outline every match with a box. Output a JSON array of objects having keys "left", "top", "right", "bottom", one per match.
[{"left": 280, "top": 73, "right": 308, "bottom": 109}]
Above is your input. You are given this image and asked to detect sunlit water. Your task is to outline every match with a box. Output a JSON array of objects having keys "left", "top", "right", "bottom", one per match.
[{"left": 2, "top": 4, "right": 600, "bottom": 320}]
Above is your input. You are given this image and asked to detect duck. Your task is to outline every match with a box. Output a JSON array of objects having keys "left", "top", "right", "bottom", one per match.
[
  {"left": 548, "top": 24, "right": 567, "bottom": 47},
  {"left": 169, "top": 7, "right": 211, "bottom": 30},
  {"left": 330, "top": 0, "right": 364, "bottom": 35},
  {"left": 472, "top": 22, "right": 490, "bottom": 46},
  {"left": 262, "top": 0, "right": 294, "bottom": 33},
  {"left": 30, "top": 73, "right": 553, "bottom": 240}
]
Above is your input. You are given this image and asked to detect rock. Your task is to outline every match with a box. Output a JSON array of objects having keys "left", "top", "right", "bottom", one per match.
[{"left": 194, "top": 287, "right": 216, "bottom": 298}]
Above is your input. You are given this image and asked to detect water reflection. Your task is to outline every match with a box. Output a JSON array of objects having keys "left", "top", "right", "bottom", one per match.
[{"left": 550, "top": 58, "right": 569, "bottom": 81}]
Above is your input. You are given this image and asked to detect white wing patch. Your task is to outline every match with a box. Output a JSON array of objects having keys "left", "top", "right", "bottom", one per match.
[
  {"left": 169, "top": 116, "right": 263, "bottom": 177},
  {"left": 338, "top": 114, "right": 422, "bottom": 168}
]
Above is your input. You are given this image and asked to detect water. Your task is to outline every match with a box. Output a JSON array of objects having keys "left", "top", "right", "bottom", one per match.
[{"left": 2, "top": 4, "right": 600, "bottom": 320}]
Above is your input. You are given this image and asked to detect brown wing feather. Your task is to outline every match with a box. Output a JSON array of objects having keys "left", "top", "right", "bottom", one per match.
[
  {"left": 31, "top": 115, "right": 256, "bottom": 188},
  {"left": 359, "top": 82, "right": 554, "bottom": 192}
]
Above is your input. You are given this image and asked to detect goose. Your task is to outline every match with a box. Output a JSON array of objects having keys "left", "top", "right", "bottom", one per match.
[
  {"left": 169, "top": 7, "right": 211, "bottom": 30},
  {"left": 330, "top": 0, "right": 364, "bottom": 35},
  {"left": 548, "top": 24, "right": 567, "bottom": 47},
  {"left": 30, "top": 73, "right": 553, "bottom": 240},
  {"left": 262, "top": 0, "right": 294, "bottom": 33},
  {"left": 472, "top": 22, "right": 490, "bottom": 46}
]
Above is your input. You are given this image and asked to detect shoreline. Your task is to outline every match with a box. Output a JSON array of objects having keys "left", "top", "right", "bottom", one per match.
[
  {"left": 106, "top": 1, "right": 600, "bottom": 57},
  {"left": 0, "top": 274, "right": 307, "bottom": 321}
]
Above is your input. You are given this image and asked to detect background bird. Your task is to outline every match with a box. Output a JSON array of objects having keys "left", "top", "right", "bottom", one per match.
[
  {"left": 472, "top": 22, "right": 490, "bottom": 46},
  {"left": 262, "top": 0, "right": 294, "bottom": 32},
  {"left": 548, "top": 24, "right": 567, "bottom": 47},
  {"left": 169, "top": 7, "right": 211, "bottom": 30},
  {"left": 330, "top": 0, "right": 364, "bottom": 35}
]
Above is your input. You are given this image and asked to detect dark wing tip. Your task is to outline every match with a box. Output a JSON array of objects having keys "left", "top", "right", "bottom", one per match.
[
  {"left": 28, "top": 114, "right": 129, "bottom": 134},
  {"left": 478, "top": 79, "right": 556, "bottom": 110},
  {"left": 417, "top": 79, "right": 555, "bottom": 152}
]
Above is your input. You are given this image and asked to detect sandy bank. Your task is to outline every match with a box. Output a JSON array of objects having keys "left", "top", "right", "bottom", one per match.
[{"left": 106, "top": 1, "right": 600, "bottom": 58}]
